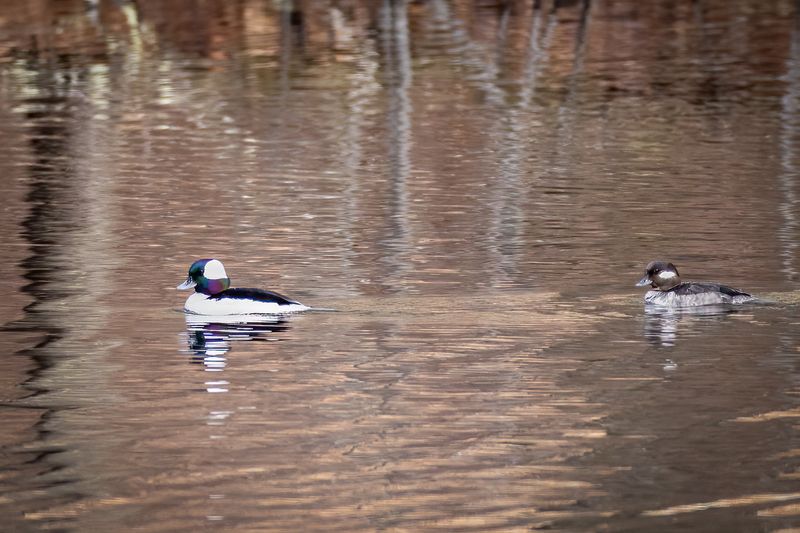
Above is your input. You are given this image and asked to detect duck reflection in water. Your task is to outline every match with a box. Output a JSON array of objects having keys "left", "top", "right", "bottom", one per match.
[
  {"left": 184, "top": 315, "right": 291, "bottom": 370},
  {"left": 643, "top": 305, "right": 740, "bottom": 348}
]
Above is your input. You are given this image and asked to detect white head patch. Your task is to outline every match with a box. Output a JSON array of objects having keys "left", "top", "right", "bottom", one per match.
[
  {"left": 204, "top": 259, "right": 228, "bottom": 280},
  {"left": 657, "top": 270, "right": 677, "bottom": 280}
]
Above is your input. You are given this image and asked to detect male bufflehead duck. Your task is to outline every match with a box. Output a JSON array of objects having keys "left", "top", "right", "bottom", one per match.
[
  {"left": 177, "top": 259, "right": 309, "bottom": 315},
  {"left": 635, "top": 261, "right": 755, "bottom": 307}
]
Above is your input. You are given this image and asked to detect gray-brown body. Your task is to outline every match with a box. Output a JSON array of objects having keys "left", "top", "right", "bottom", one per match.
[{"left": 636, "top": 261, "right": 754, "bottom": 307}]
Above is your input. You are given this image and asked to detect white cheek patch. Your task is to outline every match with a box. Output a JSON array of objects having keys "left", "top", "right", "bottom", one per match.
[
  {"left": 658, "top": 271, "right": 677, "bottom": 280},
  {"left": 204, "top": 259, "right": 228, "bottom": 280}
]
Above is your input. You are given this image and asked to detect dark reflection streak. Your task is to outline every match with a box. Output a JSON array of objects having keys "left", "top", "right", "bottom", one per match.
[
  {"left": 280, "top": 0, "right": 294, "bottom": 95},
  {"left": 379, "top": 0, "right": 412, "bottom": 281},
  {"left": 777, "top": 6, "right": 800, "bottom": 281},
  {"left": 10, "top": 107, "right": 73, "bottom": 399},
  {"left": 0, "top": 66, "right": 88, "bottom": 512},
  {"left": 692, "top": 0, "right": 706, "bottom": 34}
]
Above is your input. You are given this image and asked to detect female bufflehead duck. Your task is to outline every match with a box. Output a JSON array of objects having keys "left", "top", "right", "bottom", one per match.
[
  {"left": 177, "top": 259, "right": 309, "bottom": 315},
  {"left": 635, "top": 261, "right": 755, "bottom": 306}
]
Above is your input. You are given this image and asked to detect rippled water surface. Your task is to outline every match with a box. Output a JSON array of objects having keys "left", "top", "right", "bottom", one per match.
[{"left": 1, "top": 0, "right": 800, "bottom": 531}]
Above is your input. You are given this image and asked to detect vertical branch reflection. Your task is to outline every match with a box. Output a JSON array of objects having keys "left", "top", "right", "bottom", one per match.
[
  {"left": 379, "top": 0, "right": 413, "bottom": 282},
  {"left": 556, "top": 0, "right": 592, "bottom": 142},
  {"left": 778, "top": 5, "right": 800, "bottom": 281},
  {"left": 428, "top": 0, "right": 505, "bottom": 105},
  {"left": 520, "top": 4, "right": 558, "bottom": 109},
  {"left": 337, "top": 8, "right": 381, "bottom": 292},
  {"left": 487, "top": 3, "right": 558, "bottom": 287},
  {"left": 494, "top": 1, "right": 513, "bottom": 65}
]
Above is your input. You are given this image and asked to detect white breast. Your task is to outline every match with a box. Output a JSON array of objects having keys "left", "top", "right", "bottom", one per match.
[{"left": 184, "top": 293, "right": 309, "bottom": 315}]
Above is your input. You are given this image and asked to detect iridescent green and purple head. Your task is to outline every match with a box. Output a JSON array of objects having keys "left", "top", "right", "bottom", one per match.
[{"left": 177, "top": 259, "right": 231, "bottom": 295}]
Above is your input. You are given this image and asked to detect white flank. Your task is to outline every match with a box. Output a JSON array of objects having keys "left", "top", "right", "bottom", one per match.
[
  {"left": 185, "top": 314, "right": 283, "bottom": 326},
  {"left": 204, "top": 259, "right": 228, "bottom": 280},
  {"left": 184, "top": 293, "right": 310, "bottom": 315}
]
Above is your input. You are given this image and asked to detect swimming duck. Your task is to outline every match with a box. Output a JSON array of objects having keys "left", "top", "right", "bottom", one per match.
[
  {"left": 635, "top": 261, "right": 755, "bottom": 306},
  {"left": 177, "top": 259, "right": 309, "bottom": 315}
]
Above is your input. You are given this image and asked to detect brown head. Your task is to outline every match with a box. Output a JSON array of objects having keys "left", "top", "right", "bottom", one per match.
[{"left": 635, "top": 261, "right": 681, "bottom": 291}]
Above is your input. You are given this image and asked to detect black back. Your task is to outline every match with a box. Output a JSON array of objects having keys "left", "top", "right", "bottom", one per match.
[
  {"left": 669, "top": 282, "right": 751, "bottom": 298},
  {"left": 210, "top": 288, "right": 300, "bottom": 305}
]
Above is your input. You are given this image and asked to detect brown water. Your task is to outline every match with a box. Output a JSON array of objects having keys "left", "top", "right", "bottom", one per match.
[{"left": 1, "top": 0, "right": 800, "bottom": 531}]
